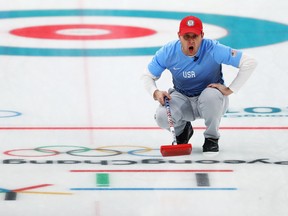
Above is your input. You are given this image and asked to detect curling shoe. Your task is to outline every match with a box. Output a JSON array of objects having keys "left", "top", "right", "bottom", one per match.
[
  {"left": 203, "top": 138, "right": 219, "bottom": 156},
  {"left": 176, "top": 122, "right": 193, "bottom": 144}
]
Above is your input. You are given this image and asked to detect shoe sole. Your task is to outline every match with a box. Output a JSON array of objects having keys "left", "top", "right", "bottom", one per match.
[{"left": 202, "top": 151, "right": 219, "bottom": 157}]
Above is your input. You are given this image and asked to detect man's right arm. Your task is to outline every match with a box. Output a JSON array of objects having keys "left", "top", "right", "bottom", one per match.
[{"left": 141, "top": 69, "right": 171, "bottom": 105}]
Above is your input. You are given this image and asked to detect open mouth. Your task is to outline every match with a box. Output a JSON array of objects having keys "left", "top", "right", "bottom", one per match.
[{"left": 189, "top": 46, "right": 194, "bottom": 52}]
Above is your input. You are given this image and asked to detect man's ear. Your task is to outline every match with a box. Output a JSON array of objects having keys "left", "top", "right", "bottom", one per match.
[{"left": 201, "top": 32, "right": 204, "bottom": 38}]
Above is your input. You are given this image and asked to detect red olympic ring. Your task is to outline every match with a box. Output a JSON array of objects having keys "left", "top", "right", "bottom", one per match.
[
  {"left": 4, "top": 148, "right": 59, "bottom": 157},
  {"left": 10, "top": 24, "right": 157, "bottom": 40}
]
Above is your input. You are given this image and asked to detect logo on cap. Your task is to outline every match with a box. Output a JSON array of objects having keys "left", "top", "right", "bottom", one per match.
[{"left": 187, "top": 20, "right": 195, "bottom": 27}]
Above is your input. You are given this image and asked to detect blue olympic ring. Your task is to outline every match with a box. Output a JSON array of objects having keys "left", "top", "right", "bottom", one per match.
[
  {"left": 0, "top": 9, "right": 287, "bottom": 56},
  {"left": 128, "top": 148, "right": 162, "bottom": 157}
]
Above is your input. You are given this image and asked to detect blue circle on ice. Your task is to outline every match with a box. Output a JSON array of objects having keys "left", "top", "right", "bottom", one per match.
[
  {"left": 0, "top": 110, "right": 22, "bottom": 118},
  {"left": 0, "top": 9, "right": 287, "bottom": 56}
]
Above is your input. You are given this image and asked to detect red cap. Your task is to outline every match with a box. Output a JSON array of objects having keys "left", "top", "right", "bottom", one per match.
[{"left": 179, "top": 16, "right": 203, "bottom": 36}]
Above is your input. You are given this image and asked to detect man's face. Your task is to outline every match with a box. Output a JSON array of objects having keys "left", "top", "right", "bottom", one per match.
[{"left": 178, "top": 32, "right": 204, "bottom": 56}]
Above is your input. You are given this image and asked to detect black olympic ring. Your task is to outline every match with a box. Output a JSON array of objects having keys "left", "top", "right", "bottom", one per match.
[
  {"left": 35, "top": 145, "right": 122, "bottom": 157},
  {"left": 3, "top": 145, "right": 156, "bottom": 157},
  {"left": 66, "top": 147, "right": 122, "bottom": 157}
]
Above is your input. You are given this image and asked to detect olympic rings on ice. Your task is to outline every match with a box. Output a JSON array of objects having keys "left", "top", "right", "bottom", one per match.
[{"left": 3, "top": 145, "right": 161, "bottom": 157}]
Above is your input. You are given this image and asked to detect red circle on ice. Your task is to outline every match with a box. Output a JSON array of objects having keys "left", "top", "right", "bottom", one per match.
[{"left": 10, "top": 24, "right": 157, "bottom": 40}]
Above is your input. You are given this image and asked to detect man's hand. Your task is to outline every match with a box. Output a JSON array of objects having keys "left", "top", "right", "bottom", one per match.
[
  {"left": 153, "top": 90, "right": 171, "bottom": 105},
  {"left": 207, "top": 83, "right": 233, "bottom": 96}
]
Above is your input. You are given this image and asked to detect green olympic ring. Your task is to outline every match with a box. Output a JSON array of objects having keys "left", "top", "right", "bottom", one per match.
[{"left": 0, "top": 9, "right": 287, "bottom": 56}]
